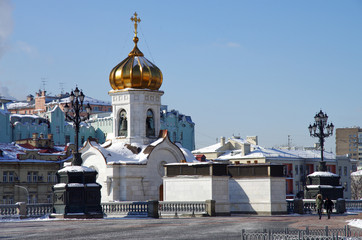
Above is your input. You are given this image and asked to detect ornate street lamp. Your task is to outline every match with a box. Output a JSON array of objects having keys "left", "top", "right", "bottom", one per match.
[
  {"left": 308, "top": 110, "right": 334, "bottom": 171},
  {"left": 63, "top": 87, "right": 91, "bottom": 166}
]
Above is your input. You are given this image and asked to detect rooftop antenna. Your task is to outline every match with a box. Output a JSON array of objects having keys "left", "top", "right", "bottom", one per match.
[
  {"left": 59, "top": 82, "right": 65, "bottom": 94},
  {"left": 288, "top": 135, "right": 292, "bottom": 150},
  {"left": 41, "top": 77, "right": 48, "bottom": 91}
]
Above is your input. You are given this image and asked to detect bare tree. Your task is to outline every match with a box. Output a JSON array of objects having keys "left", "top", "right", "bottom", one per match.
[{"left": 351, "top": 174, "right": 362, "bottom": 200}]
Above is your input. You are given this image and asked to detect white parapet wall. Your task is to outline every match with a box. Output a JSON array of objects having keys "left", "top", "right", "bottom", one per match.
[
  {"left": 163, "top": 175, "right": 230, "bottom": 215},
  {"left": 229, "top": 177, "right": 286, "bottom": 215}
]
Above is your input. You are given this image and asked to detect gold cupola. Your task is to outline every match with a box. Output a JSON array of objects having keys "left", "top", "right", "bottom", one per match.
[{"left": 109, "top": 13, "right": 163, "bottom": 91}]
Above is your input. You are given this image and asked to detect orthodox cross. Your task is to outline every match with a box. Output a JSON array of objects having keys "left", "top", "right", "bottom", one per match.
[{"left": 130, "top": 12, "right": 141, "bottom": 38}]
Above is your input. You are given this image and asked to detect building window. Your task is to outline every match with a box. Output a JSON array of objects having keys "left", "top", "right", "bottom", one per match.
[
  {"left": 300, "top": 165, "right": 303, "bottom": 174},
  {"left": 173, "top": 132, "right": 177, "bottom": 143},
  {"left": 338, "top": 166, "right": 342, "bottom": 176},
  {"left": 33, "top": 172, "right": 38, "bottom": 182},
  {"left": 344, "top": 167, "right": 347, "bottom": 176},
  {"left": 28, "top": 194, "right": 37, "bottom": 204},
  {"left": 47, "top": 195, "right": 52, "bottom": 203},
  {"left": 3, "top": 172, "right": 8, "bottom": 182},
  {"left": 27, "top": 172, "right": 38, "bottom": 183},
  {"left": 27, "top": 172, "right": 32, "bottom": 182},
  {"left": 146, "top": 109, "right": 155, "bottom": 137},
  {"left": 8, "top": 172, "right": 13, "bottom": 182},
  {"left": 294, "top": 165, "right": 298, "bottom": 175},
  {"left": 65, "top": 135, "right": 70, "bottom": 144},
  {"left": 344, "top": 182, "right": 348, "bottom": 192},
  {"left": 118, "top": 110, "right": 127, "bottom": 137},
  {"left": 48, "top": 172, "right": 57, "bottom": 183}
]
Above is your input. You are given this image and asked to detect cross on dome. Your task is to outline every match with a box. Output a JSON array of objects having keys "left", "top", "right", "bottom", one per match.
[{"left": 130, "top": 12, "right": 141, "bottom": 38}]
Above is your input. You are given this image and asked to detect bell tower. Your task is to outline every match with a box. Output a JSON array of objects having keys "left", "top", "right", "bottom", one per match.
[{"left": 108, "top": 13, "right": 164, "bottom": 145}]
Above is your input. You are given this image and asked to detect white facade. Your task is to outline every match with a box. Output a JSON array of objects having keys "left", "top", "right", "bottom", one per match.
[
  {"left": 109, "top": 89, "right": 163, "bottom": 145},
  {"left": 163, "top": 163, "right": 287, "bottom": 215},
  {"left": 81, "top": 133, "right": 187, "bottom": 202},
  {"left": 229, "top": 178, "right": 286, "bottom": 214},
  {"left": 163, "top": 176, "right": 230, "bottom": 215}
]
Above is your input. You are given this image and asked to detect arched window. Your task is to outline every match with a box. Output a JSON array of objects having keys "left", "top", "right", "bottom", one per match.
[
  {"left": 146, "top": 109, "right": 155, "bottom": 137},
  {"left": 173, "top": 132, "right": 177, "bottom": 143},
  {"left": 118, "top": 110, "right": 127, "bottom": 137}
]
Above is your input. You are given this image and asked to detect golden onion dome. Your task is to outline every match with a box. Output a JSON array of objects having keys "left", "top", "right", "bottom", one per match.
[{"left": 109, "top": 13, "right": 163, "bottom": 91}]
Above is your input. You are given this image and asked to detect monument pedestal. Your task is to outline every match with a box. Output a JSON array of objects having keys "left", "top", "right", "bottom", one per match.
[
  {"left": 51, "top": 166, "right": 103, "bottom": 219},
  {"left": 304, "top": 161, "right": 343, "bottom": 200}
]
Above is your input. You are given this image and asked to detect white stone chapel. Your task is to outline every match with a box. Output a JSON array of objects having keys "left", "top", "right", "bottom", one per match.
[{"left": 80, "top": 13, "right": 194, "bottom": 202}]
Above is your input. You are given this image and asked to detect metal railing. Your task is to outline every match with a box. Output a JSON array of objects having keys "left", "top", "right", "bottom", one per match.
[{"left": 241, "top": 226, "right": 362, "bottom": 240}]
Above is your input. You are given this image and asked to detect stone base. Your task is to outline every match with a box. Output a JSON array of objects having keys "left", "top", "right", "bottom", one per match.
[{"left": 50, "top": 213, "right": 103, "bottom": 219}]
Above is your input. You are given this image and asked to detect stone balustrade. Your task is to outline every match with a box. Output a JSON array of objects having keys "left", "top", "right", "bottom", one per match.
[
  {"left": 345, "top": 200, "right": 362, "bottom": 211},
  {"left": 287, "top": 199, "right": 362, "bottom": 214},
  {"left": 159, "top": 201, "right": 211, "bottom": 217},
  {"left": 2, "top": 199, "right": 359, "bottom": 219},
  {"left": 0, "top": 203, "right": 19, "bottom": 217},
  {"left": 27, "top": 204, "right": 53, "bottom": 217},
  {"left": 101, "top": 201, "right": 149, "bottom": 217}
]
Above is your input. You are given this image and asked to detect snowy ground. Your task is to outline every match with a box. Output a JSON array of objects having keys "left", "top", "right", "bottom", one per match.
[{"left": 347, "top": 219, "right": 362, "bottom": 229}]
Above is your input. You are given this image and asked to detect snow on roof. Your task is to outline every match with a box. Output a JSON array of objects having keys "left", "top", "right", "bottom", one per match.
[
  {"left": 7, "top": 102, "right": 31, "bottom": 109},
  {"left": 89, "top": 140, "right": 149, "bottom": 164},
  {"left": 150, "top": 138, "right": 164, "bottom": 147},
  {"left": 194, "top": 136, "right": 336, "bottom": 161},
  {"left": 58, "top": 165, "right": 95, "bottom": 173},
  {"left": 11, "top": 114, "right": 41, "bottom": 119},
  {"left": 192, "top": 142, "right": 221, "bottom": 153},
  {"left": 60, "top": 96, "right": 111, "bottom": 106},
  {"left": 351, "top": 170, "right": 362, "bottom": 176},
  {"left": 0, "top": 143, "right": 68, "bottom": 162},
  {"left": 176, "top": 143, "right": 197, "bottom": 162},
  {"left": 308, "top": 171, "right": 339, "bottom": 177}
]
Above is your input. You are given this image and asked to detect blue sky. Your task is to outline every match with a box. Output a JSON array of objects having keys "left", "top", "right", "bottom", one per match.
[{"left": 1, "top": 0, "right": 362, "bottom": 151}]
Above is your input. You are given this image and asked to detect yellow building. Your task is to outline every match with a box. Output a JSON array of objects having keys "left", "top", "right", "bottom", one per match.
[{"left": 0, "top": 134, "right": 74, "bottom": 204}]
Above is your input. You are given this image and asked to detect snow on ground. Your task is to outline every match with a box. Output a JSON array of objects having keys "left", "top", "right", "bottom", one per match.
[{"left": 347, "top": 219, "right": 362, "bottom": 229}]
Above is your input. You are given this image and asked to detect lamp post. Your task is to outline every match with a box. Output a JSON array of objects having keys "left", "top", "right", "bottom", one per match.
[
  {"left": 63, "top": 87, "right": 91, "bottom": 166},
  {"left": 308, "top": 110, "right": 334, "bottom": 171}
]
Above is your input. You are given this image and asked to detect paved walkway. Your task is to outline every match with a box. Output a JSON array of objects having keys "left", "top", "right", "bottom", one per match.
[{"left": 0, "top": 213, "right": 360, "bottom": 240}]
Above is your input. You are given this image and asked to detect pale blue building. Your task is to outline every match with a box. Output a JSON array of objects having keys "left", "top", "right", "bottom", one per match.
[{"left": 0, "top": 99, "right": 195, "bottom": 151}]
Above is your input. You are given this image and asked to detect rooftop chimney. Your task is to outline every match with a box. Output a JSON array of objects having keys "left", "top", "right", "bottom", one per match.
[
  {"left": 220, "top": 136, "right": 225, "bottom": 146},
  {"left": 241, "top": 143, "right": 251, "bottom": 156}
]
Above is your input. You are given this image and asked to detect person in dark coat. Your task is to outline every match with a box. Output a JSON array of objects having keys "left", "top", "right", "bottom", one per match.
[
  {"left": 315, "top": 194, "right": 324, "bottom": 219},
  {"left": 324, "top": 197, "right": 334, "bottom": 219}
]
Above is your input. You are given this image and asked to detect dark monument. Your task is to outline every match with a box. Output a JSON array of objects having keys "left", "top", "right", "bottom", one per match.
[
  {"left": 305, "top": 110, "right": 343, "bottom": 200},
  {"left": 304, "top": 171, "right": 343, "bottom": 200},
  {"left": 52, "top": 166, "right": 102, "bottom": 218},
  {"left": 51, "top": 87, "right": 103, "bottom": 218}
]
